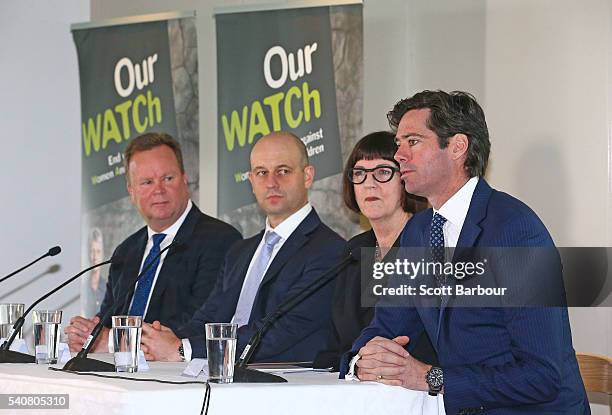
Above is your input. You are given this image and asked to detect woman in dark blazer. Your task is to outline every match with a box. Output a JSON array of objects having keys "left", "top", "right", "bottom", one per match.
[{"left": 314, "top": 131, "right": 438, "bottom": 370}]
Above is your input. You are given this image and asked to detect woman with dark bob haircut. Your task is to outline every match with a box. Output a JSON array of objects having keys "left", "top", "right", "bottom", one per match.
[{"left": 314, "top": 131, "right": 437, "bottom": 370}]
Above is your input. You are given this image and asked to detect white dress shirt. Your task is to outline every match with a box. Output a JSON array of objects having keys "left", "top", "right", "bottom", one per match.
[
  {"left": 346, "top": 177, "right": 479, "bottom": 380},
  {"left": 433, "top": 177, "right": 479, "bottom": 249},
  {"left": 131, "top": 199, "right": 193, "bottom": 316},
  {"left": 108, "top": 200, "right": 192, "bottom": 352},
  {"left": 181, "top": 203, "right": 313, "bottom": 361}
]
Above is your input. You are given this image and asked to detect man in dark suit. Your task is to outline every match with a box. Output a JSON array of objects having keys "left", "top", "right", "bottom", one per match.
[
  {"left": 140, "top": 131, "right": 346, "bottom": 363},
  {"left": 341, "top": 91, "right": 589, "bottom": 414},
  {"left": 65, "top": 133, "right": 241, "bottom": 352}
]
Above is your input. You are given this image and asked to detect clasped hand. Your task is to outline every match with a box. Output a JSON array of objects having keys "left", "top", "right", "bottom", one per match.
[
  {"left": 140, "top": 321, "right": 181, "bottom": 361},
  {"left": 356, "top": 336, "right": 431, "bottom": 391}
]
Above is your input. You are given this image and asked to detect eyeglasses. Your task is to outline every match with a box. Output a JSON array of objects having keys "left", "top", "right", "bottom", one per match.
[{"left": 347, "top": 165, "right": 400, "bottom": 184}]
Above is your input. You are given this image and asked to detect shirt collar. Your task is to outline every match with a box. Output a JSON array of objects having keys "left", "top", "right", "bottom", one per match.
[
  {"left": 433, "top": 177, "right": 478, "bottom": 230},
  {"left": 147, "top": 199, "right": 193, "bottom": 241},
  {"left": 265, "top": 203, "right": 312, "bottom": 241}
]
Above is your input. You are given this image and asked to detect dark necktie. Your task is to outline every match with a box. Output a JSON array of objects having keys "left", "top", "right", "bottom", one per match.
[
  {"left": 129, "top": 233, "right": 166, "bottom": 316},
  {"left": 430, "top": 213, "right": 448, "bottom": 340},
  {"left": 430, "top": 212, "right": 447, "bottom": 267},
  {"left": 430, "top": 212, "right": 449, "bottom": 291}
]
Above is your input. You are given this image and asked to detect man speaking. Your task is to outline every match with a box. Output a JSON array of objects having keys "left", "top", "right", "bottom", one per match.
[{"left": 343, "top": 91, "right": 589, "bottom": 414}]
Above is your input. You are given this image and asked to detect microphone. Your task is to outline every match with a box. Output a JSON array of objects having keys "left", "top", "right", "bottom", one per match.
[
  {"left": 0, "top": 246, "right": 62, "bottom": 284},
  {"left": 0, "top": 257, "right": 113, "bottom": 364},
  {"left": 233, "top": 251, "right": 357, "bottom": 383},
  {"left": 62, "top": 239, "right": 181, "bottom": 372}
]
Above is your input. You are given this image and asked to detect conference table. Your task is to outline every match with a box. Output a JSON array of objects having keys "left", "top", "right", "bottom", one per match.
[{"left": 0, "top": 355, "right": 445, "bottom": 414}]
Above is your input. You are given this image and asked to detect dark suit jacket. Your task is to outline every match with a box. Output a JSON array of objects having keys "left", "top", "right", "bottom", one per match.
[
  {"left": 313, "top": 229, "right": 438, "bottom": 371},
  {"left": 98, "top": 204, "right": 242, "bottom": 330},
  {"left": 342, "top": 180, "right": 589, "bottom": 415},
  {"left": 175, "top": 208, "right": 346, "bottom": 363}
]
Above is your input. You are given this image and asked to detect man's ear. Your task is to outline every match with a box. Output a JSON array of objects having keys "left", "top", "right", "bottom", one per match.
[
  {"left": 126, "top": 180, "right": 136, "bottom": 205},
  {"left": 449, "top": 133, "right": 469, "bottom": 161},
  {"left": 303, "top": 165, "right": 315, "bottom": 189},
  {"left": 247, "top": 171, "right": 255, "bottom": 194}
]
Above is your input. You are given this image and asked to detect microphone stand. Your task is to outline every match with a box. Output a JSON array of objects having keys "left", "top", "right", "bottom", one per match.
[
  {"left": 0, "top": 246, "right": 61, "bottom": 284},
  {"left": 233, "top": 253, "right": 356, "bottom": 383},
  {"left": 0, "top": 259, "right": 111, "bottom": 364},
  {"left": 63, "top": 241, "right": 178, "bottom": 372}
]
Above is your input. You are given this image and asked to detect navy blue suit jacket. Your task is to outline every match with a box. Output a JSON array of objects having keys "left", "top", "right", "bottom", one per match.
[
  {"left": 175, "top": 208, "right": 346, "bottom": 362},
  {"left": 98, "top": 204, "right": 242, "bottom": 330},
  {"left": 342, "top": 180, "right": 589, "bottom": 415}
]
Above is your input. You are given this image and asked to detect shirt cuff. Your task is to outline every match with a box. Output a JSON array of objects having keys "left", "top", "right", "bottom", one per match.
[
  {"left": 182, "top": 338, "right": 192, "bottom": 362},
  {"left": 345, "top": 354, "right": 361, "bottom": 381}
]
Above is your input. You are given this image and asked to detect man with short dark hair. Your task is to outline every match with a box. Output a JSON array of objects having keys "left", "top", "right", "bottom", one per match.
[
  {"left": 140, "top": 131, "right": 346, "bottom": 363},
  {"left": 342, "top": 91, "right": 589, "bottom": 414},
  {"left": 65, "top": 132, "right": 241, "bottom": 352}
]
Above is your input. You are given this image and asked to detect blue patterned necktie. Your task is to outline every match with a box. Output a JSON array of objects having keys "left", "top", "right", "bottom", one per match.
[
  {"left": 233, "top": 231, "right": 282, "bottom": 327},
  {"left": 430, "top": 213, "right": 447, "bottom": 286},
  {"left": 430, "top": 213, "right": 448, "bottom": 340},
  {"left": 129, "top": 233, "right": 166, "bottom": 316}
]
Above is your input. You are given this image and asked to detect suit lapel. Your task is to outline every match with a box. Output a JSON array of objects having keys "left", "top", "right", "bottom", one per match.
[
  {"left": 258, "top": 210, "right": 319, "bottom": 289},
  {"left": 258, "top": 232, "right": 308, "bottom": 288},
  {"left": 117, "top": 229, "right": 148, "bottom": 314},
  {"left": 436, "top": 179, "right": 493, "bottom": 347},
  {"left": 227, "top": 234, "right": 261, "bottom": 290},
  {"left": 145, "top": 205, "right": 197, "bottom": 319},
  {"left": 454, "top": 180, "right": 491, "bottom": 248}
]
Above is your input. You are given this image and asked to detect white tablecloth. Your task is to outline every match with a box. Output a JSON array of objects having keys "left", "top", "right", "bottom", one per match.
[{"left": 0, "top": 355, "right": 445, "bottom": 415}]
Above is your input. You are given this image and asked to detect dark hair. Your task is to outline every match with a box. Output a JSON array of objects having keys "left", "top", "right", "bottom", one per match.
[
  {"left": 387, "top": 90, "right": 490, "bottom": 177},
  {"left": 343, "top": 131, "right": 426, "bottom": 214},
  {"left": 124, "top": 132, "right": 185, "bottom": 179}
]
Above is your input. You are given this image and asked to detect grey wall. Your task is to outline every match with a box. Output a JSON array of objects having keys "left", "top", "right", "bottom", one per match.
[{"left": 0, "top": 1, "right": 89, "bottom": 341}]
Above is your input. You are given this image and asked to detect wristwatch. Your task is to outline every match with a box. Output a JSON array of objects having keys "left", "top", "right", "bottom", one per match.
[
  {"left": 178, "top": 343, "right": 186, "bottom": 362},
  {"left": 426, "top": 366, "right": 444, "bottom": 396}
]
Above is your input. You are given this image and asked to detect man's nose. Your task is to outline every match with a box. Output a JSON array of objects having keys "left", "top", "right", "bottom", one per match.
[
  {"left": 153, "top": 179, "right": 166, "bottom": 193},
  {"left": 394, "top": 143, "right": 410, "bottom": 163},
  {"left": 264, "top": 174, "right": 279, "bottom": 188}
]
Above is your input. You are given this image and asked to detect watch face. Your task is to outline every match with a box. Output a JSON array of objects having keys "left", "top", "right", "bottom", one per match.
[{"left": 427, "top": 367, "right": 444, "bottom": 388}]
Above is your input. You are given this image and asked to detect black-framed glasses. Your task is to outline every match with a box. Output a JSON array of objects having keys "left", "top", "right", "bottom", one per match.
[{"left": 347, "top": 165, "right": 400, "bottom": 184}]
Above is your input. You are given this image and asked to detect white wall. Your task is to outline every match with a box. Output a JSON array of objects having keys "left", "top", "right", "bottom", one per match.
[
  {"left": 0, "top": 1, "right": 89, "bottom": 339},
  {"left": 483, "top": 0, "right": 611, "bottom": 357}
]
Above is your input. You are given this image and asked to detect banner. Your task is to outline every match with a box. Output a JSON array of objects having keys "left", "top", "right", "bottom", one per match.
[
  {"left": 216, "top": 4, "right": 360, "bottom": 221},
  {"left": 216, "top": 7, "right": 354, "bottom": 213},
  {"left": 72, "top": 13, "right": 199, "bottom": 317}
]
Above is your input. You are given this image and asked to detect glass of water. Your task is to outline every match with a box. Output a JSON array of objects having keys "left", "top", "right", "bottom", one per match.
[
  {"left": 111, "top": 315, "right": 142, "bottom": 373},
  {"left": 32, "top": 310, "right": 62, "bottom": 364},
  {"left": 205, "top": 323, "right": 237, "bottom": 383},
  {"left": 0, "top": 303, "right": 25, "bottom": 340}
]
